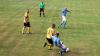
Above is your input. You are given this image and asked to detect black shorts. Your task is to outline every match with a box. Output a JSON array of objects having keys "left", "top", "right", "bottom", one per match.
[
  {"left": 46, "top": 38, "right": 53, "bottom": 45},
  {"left": 24, "top": 22, "right": 30, "bottom": 27},
  {"left": 40, "top": 8, "right": 44, "bottom": 12}
]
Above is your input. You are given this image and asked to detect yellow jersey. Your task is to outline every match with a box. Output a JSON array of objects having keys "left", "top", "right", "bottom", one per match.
[
  {"left": 24, "top": 12, "right": 29, "bottom": 23},
  {"left": 47, "top": 27, "right": 56, "bottom": 39}
]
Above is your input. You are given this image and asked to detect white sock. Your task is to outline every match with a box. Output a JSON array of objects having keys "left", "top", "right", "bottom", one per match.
[{"left": 66, "top": 48, "right": 69, "bottom": 52}]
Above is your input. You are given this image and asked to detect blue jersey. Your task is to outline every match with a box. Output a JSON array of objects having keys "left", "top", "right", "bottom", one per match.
[
  {"left": 52, "top": 35, "right": 61, "bottom": 46},
  {"left": 52, "top": 35, "right": 57, "bottom": 43},
  {"left": 55, "top": 38, "right": 61, "bottom": 46},
  {"left": 61, "top": 8, "right": 69, "bottom": 16}
]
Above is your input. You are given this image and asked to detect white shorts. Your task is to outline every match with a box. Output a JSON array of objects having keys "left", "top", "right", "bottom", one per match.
[{"left": 62, "top": 16, "right": 66, "bottom": 22}]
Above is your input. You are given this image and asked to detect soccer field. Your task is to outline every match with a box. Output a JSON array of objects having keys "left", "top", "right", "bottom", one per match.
[{"left": 0, "top": 0, "right": 100, "bottom": 56}]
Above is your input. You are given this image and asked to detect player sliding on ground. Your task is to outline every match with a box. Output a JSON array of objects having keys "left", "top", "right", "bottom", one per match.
[
  {"left": 43, "top": 24, "right": 56, "bottom": 50},
  {"left": 52, "top": 32, "right": 70, "bottom": 56},
  {"left": 58, "top": 7, "right": 70, "bottom": 29},
  {"left": 22, "top": 9, "right": 31, "bottom": 34}
]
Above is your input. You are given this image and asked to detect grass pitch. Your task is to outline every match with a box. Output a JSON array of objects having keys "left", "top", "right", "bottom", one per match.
[{"left": 0, "top": 0, "right": 100, "bottom": 56}]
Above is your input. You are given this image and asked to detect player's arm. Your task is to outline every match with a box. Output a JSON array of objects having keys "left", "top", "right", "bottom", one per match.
[
  {"left": 23, "top": 16, "right": 26, "bottom": 22},
  {"left": 67, "top": 10, "right": 71, "bottom": 12},
  {"left": 67, "top": 9, "right": 72, "bottom": 13}
]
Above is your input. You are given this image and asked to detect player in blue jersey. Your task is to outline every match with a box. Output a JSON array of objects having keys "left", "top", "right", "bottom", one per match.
[
  {"left": 52, "top": 32, "right": 70, "bottom": 56},
  {"left": 58, "top": 7, "right": 70, "bottom": 29}
]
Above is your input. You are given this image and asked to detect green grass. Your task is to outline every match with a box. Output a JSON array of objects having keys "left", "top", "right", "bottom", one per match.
[{"left": 0, "top": 0, "right": 100, "bottom": 56}]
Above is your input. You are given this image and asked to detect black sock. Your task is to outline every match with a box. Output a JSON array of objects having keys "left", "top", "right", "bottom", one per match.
[
  {"left": 43, "top": 13, "right": 45, "bottom": 17},
  {"left": 43, "top": 42, "right": 47, "bottom": 48},
  {"left": 40, "top": 13, "right": 41, "bottom": 17}
]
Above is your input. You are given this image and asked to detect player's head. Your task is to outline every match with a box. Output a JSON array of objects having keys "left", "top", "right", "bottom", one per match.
[
  {"left": 42, "top": 2, "right": 44, "bottom": 4},
  {"left": 27, "top": 9, "right": 29, "bottom": 13},
  {"left": 56, "top": 32, "right": 59, "bottom": 37},
  {"left": 64, "top": 7, "right": 67, "bottom": 11},
  {"left": 51, "top": 24, "right": 56, "bottom": 29}
]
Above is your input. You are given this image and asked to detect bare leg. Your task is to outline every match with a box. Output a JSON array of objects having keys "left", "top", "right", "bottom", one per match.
[
  {"left": 22, "top": 27, "right": 26, "bottom": 34},
  {"left": 27, "top": 27, "right": 31, "bottom": 33}
]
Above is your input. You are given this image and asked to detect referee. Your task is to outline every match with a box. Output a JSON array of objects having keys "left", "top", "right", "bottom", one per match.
[{"left": 39, "top": 1, "right": 45, "bottom": 17}]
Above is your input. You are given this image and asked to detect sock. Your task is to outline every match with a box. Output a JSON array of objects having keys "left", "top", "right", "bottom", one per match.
[
  {"left": 43, "top": 13, "right": 45, "bottom": 17},
  {"left": 40, "top": 13, "right": 41, "bottom": 17},
  {"left": 43, "top": 42, "right": 47, "bottom": 47}
]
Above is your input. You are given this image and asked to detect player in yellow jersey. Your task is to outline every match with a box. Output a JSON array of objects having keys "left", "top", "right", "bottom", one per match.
[
  {"left": 22, "top": 9, "right": 31, "bottom": 34},
  {"left": 43, "top": 24, "right": 56, "bottom": 50}
]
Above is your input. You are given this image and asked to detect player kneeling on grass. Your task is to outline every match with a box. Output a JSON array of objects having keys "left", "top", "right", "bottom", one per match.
[
  {"left": 22, "top": 9, "right": 31, "bottom": 34},
  {"left": 52, "top": 32, "right": 70, "bottom": 56}
]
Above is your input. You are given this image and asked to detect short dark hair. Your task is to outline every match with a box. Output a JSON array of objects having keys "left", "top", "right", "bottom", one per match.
[
  {"left": 51, "top": 24, "right": 56, "bottom": 28},
  {"left": 56, "top": 32, "right": 59, "bottom": 37},
  {"left": 27, "top": 9, "right": 29, "bottom": 13},
  {"left": 42, "top": 2, "right": 44, "bottom": 3}
]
